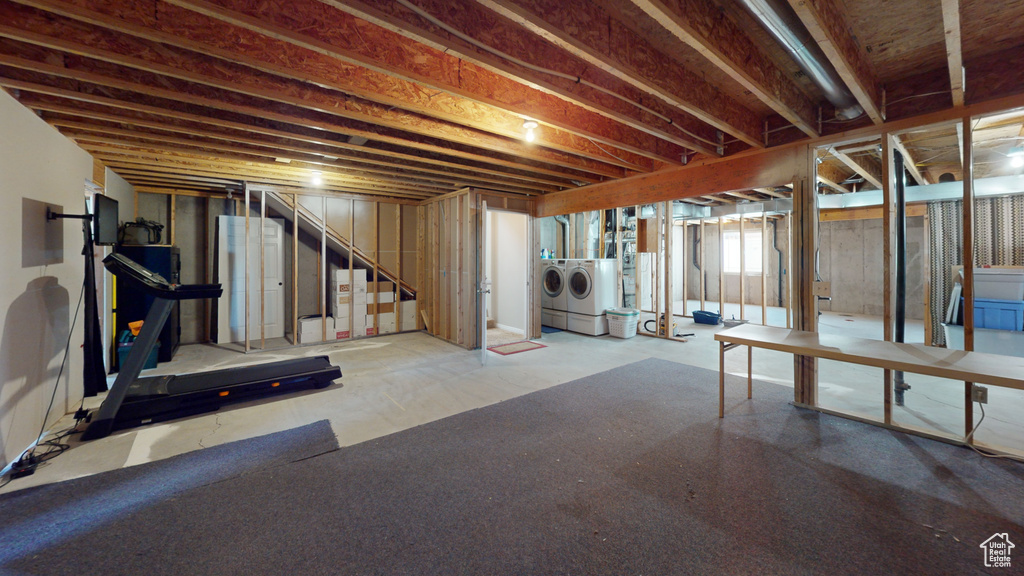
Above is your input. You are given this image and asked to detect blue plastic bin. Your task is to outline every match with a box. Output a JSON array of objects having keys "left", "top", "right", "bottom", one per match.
[{"left": 974, "top": 298, "right": 1024, "bottom": 331}]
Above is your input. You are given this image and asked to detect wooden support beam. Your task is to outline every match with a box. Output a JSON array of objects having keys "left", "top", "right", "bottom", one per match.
[
  {"left": 881, "top": 132, "right": 895, "bottom": 424},
  {"left": 724, "top": 190, "right": 763, "bottom": 202},
  {"left": 718, "top": 217, "right": 725, "bottom": 317},
  {"left": 787, "top": 0, "right": 883, "bottom": 123},
  {"left": 892, "top": 133, "right": 930, "bottom": 186},
  {"left": 630, "top": 0, "right": 818, "bottom": 136},
  {"left": 475, "top": 0, "right": 763, "bottom": 149},
  {"left": 761, "top": 214, "right": 767, "bottom": 326},
  {"left": 961, "top": 116, "right": 974, "bottom": 439},
  {"left": 535, "top": 146, "right": 803, "bottom": 217},
  {"left": 829, "top": 147, "right": 883, "bottom": 189},
  {"left": 940, "top": 0, "right": 965, "bottom": 107},
  {"left": 699, "top": 218, "right": 706, "bottom": 313}
]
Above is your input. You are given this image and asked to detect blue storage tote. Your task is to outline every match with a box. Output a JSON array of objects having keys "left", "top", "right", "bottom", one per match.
[{"left": 974, "top": 298, "right": 1024, "bottom": 331}]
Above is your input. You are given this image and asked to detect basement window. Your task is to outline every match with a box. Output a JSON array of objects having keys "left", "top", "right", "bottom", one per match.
[{"left": 722, "top": 230, "right": 762, "bottom": 274}]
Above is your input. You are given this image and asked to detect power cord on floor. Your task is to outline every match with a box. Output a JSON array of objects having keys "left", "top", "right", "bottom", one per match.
[
  {"left": 6, "top": 281, "right": 86, "bottom": 482},
  {"left": 964, "top": 401, "right": 1024, "bottom": 463}
]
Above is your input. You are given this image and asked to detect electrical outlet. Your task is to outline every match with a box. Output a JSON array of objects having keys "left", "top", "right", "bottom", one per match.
[{"left": 972, "top": 384, "right": 988, "bottom": 404}]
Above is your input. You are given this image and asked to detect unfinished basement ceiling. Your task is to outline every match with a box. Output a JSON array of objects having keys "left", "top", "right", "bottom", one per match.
[{"left": 1, "top": 0, "right": 1023, "bottom": 204}]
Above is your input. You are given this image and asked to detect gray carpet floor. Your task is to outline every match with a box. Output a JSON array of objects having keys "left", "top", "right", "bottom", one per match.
[{"left": 1, "top": 358, "right": 1022, "bottom": 575}]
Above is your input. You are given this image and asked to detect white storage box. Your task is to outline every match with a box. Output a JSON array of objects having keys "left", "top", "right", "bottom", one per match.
[
  {"left": 605, "top": 308, "right": 639, "bottom": 338},
  {"left": 566, "top": 312, "right": 608, "bottom": 336},
  {"left": 400, "top": 300, "right": 417, "bottom": 330},
  {"left": 975, "top": 268, "right": 1024, "bottom": 300},
  {"left": 541, "top": 308, "right": 567, "bottom": 330},
  {"left": 298, "top": 315, "right": 333, "bottom": 344}
]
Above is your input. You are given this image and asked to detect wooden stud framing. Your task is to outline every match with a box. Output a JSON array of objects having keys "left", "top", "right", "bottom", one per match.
[
  {"left": 962, "top": 117, "right": 975, "bottom": 439},
  {"left": 700, "top": 219, "right": 706, "bottom": 313},
  {"left": 395, "top": 202, "right": 402, "bottom": 333},
  {"left": 881, "top": 133, "right": 895, "bottom": 424},
  {"left": 681, "top": 218, "right": 688, "bottom": 318},
  {"left": 349, "top": 198, "right": 355, "bottom": 339},
  {"left": 739, "top": 215, "right": 746, "bottom": 321},
  {"left": 761, "top": 213, "right": 768, "bottom": 326},
  {"left": 292, "top": 194, "right": 298, "bottom": 344},
  {"left": 243, "top": 184, "right": 250, "bottom": 352},
  {"left": 786, "top": 213, "right": 793, "bottom": 329},
  {"left": 320, "top": 196, "right": 327, "bottom": 342},
  {"left": 718, "top": 217, "right": 725, "bottom": 317},
  {"left": 261, "top": 190, "right": 267, "bottom": 348},
  {"left": 372, "top": 201, "right": 379, "bottom": 335}
]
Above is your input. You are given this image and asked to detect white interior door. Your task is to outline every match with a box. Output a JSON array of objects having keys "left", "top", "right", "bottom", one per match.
[{"left": 217, "top": 216, "right": 285, "bottom": 343}]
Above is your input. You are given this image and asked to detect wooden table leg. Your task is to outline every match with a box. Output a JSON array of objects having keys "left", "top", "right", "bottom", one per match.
[
  {"left": 747, "top": 345, "right": 753, "bottom": 399},
  {"left": 719, "top": 341, "right": 725, "bottom": 418}
]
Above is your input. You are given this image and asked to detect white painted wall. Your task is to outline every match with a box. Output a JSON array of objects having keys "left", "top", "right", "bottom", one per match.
[
  {"left": 489, "top": 211, "right": 528, "bottom": 333},
  {"left": 1, "top": 90, "right": 95, "bottom": 471}
]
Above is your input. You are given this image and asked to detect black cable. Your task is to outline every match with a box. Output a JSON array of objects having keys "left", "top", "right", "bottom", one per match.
[{"left": 13, "top": 278, "right": 86, "bottom": 474}]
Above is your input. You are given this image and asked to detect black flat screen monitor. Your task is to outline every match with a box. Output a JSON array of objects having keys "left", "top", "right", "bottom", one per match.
[{"left": 93, "top": 193, "right": 119, "bottom": 246}]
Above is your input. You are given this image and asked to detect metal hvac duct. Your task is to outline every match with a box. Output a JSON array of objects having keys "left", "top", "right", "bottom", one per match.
[{"left": 737, "top": 0, "right": 863, "bottom": 120}]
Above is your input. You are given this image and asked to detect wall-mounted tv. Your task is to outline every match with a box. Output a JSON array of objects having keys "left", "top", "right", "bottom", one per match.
[{"left": 93, "top": 193, "right": 119, "bottom": 246}]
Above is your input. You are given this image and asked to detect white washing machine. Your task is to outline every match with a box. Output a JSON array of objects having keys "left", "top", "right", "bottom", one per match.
[
  {"left": 567, "top": 259, "right": 617, "bottom": 316},
  {"left": 540, "top": 259, "right": 569, "bottom": 311}
]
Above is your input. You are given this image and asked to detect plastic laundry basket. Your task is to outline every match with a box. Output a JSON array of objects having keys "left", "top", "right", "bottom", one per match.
[{"left": 606, "top": 308, "right": 639, "bottom": 338}]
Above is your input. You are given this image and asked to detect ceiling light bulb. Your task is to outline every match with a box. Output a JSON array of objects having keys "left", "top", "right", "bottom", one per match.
[
  {"left": 1012, "top": 156, "right": 1024, "bottom": 168},
  {"left": 523, "top": 120, "right": 538, "bottom": 143},
  {"left": 312, "top": 171, "right": 323, "bottom": 185}
]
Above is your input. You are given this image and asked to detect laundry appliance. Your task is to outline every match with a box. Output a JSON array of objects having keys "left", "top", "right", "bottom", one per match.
[
  {"left": 566, "top": 259, "right": 618, "bottom": 335},
  {"left": 540, "top": 258, "right": 570, "bottom": 330}
]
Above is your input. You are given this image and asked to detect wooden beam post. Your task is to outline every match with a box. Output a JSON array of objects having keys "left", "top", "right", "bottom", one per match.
[
  {"left": 739, "top": 215, "right": 746, "bottom": 320},
  {"left": 962, "top": 116, "right": 975, "bottom": 439},
  {"left": 792, "top": 146, "right": 818, "bottom": 407},
  {"left": 881, "top": 132, "right": 895, "bottom": 424},
  {"left": 718, "top": 217, "right": 725, "bottom": 317},
  {"left": 761, "top": 213, "right": 768, "bottom": 326}
]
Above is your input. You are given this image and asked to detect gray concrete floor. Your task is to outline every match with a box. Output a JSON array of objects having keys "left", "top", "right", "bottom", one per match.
[{"left": 4, "top": 305, "right": 1023, "bottom": 493}]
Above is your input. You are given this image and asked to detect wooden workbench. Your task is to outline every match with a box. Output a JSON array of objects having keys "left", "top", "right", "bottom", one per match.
[{"left": 714, "top": 324, "right": 1024, "bottom": 420}]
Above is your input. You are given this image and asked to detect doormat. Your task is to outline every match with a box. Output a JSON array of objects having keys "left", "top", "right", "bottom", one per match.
[
  {"left": 487, "top": 341, "right": 547, "bottom": 355},
  {"left": 541, "top": 326, "right": 562, "bottom": 333}
]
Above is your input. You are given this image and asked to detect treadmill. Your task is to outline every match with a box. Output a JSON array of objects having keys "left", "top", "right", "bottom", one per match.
[{"left": 82, "top": 252, "right": 342, "bottom": 440}]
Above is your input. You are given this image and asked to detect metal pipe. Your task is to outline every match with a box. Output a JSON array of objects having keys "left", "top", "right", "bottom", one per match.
[
  {"left": 894, "top": 150, "right": 911, "bottom": 405},
  {"left": 772, "top": 219, "right": 784, "bottom": 307},
  {"left": 737, "top": 0, "right": 863, "bottom": 119},
  {"left": 554, "top": 214, "right": 570, "bottom": 258}
]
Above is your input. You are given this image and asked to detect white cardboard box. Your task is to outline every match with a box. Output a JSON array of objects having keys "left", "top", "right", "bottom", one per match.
[
  {"left": 366, "top": 292, "right": 396, "bottom": 304},
  {"left": 335, "top": 315, "right": 367, "bottom": 339},
  {"left": 333, "top": 269, "right": 367, "bottom": 299},
  {"left": 333, "top": 298, "right": 367, "bottom": 319},
  {"left": 400, "top": 300, "right": 417, "bottom": 329},
  {"left": 298, "top": 315, "right": 334, "bottom": 344}
]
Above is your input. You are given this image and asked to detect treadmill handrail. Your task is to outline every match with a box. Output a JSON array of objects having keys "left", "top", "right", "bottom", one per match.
[{"left": 104, "top": 252, "right": 222, "bottom": 300}]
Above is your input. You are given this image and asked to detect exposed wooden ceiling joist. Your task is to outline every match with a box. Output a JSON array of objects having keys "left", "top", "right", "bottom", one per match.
[
  {"left": 629, "top": 0, "right": 818, "bottom": 137},
  {"left": 829, "top": 146, "right": 882, "bottom": 189},
  {"left": 468, "top": 0, "right": 762, "bottom": 149},
  {"left": 939, "top": 0, "right": 964, "bottom": 107},
  {"left": 326, "top": 0, "right": 727, "bottom": 157},
  {"left": 786, "top": 0, "right": 883, "bottom": 123}
]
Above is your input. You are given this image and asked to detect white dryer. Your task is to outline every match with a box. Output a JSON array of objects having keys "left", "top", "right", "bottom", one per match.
[
  {"left": 567, "top": 259, "right": 618, "bottom": 315},
  {"left": 540, "top": 259, "right": 569, "bottom": 311}
]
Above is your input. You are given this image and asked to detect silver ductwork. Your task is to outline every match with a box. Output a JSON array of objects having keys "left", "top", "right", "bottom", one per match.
[{"left": 737, "top": 0, "right": 863, "bottom": 120}]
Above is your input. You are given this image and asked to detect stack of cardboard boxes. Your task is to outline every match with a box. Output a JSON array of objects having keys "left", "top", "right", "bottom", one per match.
[
  {"left": 295, "top": 268, "right": 417, "bottom": 343},
  {"left": 366, "top": 280, "right": 396, "bottom": 335},
  {"left": 333, "top": 269, "right": 368, "bottom": 338}
]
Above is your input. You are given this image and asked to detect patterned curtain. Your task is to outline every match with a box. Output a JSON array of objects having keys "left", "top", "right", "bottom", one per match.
[{"left": 928, "top": 196, "right": 1024, "bottom": 345}]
